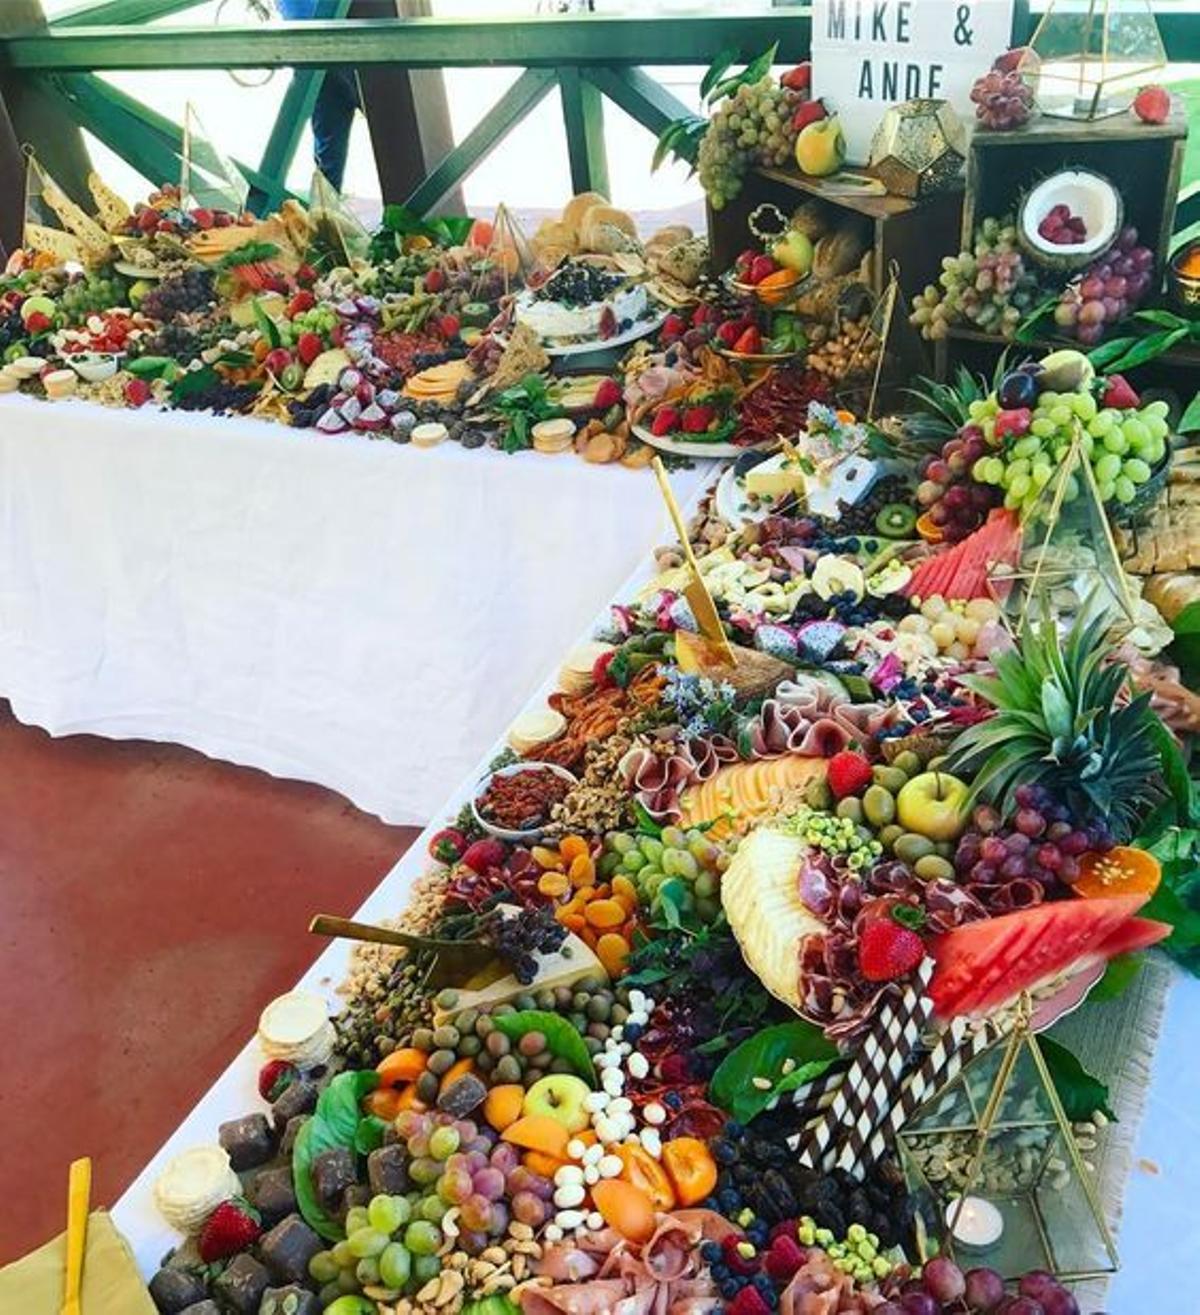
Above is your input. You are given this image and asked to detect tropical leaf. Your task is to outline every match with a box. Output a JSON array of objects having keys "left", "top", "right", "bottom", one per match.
[{"left": 700, "top": 47, "right": 739, "bottom": 100}]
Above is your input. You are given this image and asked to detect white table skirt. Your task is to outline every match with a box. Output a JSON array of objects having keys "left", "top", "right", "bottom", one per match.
[
  {"left": 104, "top": 475, "right": 1200, "bottom": 1311},
  {"left": 0, "top": 395, "right": 714, "bottom": 823}
]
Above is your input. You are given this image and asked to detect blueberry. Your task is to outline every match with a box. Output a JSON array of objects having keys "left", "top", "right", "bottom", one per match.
[
  {"left": 664, "top": 1090, "right": 683, "bottom": 1110},
  {"left": 712, "top": 1139, "right": 738, "bottom": 1165},
  {"left": 701, "top": 1241, "right": 721, "bottom": 1263},
  {"left": 720, "top": 1279, "right": 741, "bottom": 1298},
  {"left": 725, "top": 1121, "right": 745, "bottom": 1139},
  {"left": 623, "top": 1023, "right": 643, "bottom": 1043}
]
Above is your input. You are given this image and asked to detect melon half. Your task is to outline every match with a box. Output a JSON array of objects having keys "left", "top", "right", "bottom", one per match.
[
  {"left": 1018, "top": 168, "right": 1122, "bottom": 272},
  {"left": 929, "top": 894, "right": 1169, "bottom": 1020}
]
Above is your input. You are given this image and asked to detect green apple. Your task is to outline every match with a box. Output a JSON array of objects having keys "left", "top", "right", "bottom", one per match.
[
  {"left": 794, "top": 116, "right": 846, "bottom": 177},
  {"left": 127, "top": 280, "right": 155, "bottom": 309},
  {"left": 896, "top": 771, "right": 970, "bottom": 843},
  {"left": 771, "top": 230, "right": 814, "bottom": 277},
  {"left": 19, "top": 294, "right": 56, "bottom": 324},
  {"left": 521, "top": 1074, "right": 591, "bottom": 1133}
]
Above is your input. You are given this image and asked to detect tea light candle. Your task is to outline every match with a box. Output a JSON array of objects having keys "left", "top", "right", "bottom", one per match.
[{"left": 945, "top": 1196, "right": 1004, "bottom": 1251}]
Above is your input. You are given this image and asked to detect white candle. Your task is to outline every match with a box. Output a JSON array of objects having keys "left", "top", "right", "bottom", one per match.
[{"left": 945, "top": 1196, "right": 1004, "bottom": 1251}]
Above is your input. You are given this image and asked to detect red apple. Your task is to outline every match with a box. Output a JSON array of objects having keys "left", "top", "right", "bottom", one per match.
[{"left": 1133, "top": 85, "right": 1170, "bottom": 124}]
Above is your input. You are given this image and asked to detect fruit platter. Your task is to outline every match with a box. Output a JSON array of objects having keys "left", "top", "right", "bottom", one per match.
[{"left": 123, "top": 324, "right": 1200, "bottom": 1315}]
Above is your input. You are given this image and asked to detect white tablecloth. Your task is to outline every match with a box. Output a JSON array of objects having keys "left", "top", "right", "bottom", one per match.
[{"left": 0, "top": 395, "right": 713, "bottom": 823}]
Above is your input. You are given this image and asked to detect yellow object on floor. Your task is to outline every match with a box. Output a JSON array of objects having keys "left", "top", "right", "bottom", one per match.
[{"left": 0, "top": 1211, "right": 155, "bottom": 1314}]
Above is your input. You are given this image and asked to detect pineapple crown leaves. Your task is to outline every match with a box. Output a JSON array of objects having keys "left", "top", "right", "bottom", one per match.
[{"left": 946, "top": 605, "right": 1166, "bottom": 838}]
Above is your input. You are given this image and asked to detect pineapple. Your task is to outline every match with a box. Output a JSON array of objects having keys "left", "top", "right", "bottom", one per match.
[{"left": 946, "top": 606, "right": 1165, "bottom": 840}]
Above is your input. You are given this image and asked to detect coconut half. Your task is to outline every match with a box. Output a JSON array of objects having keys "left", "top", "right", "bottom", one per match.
[{"left": 1018, "top": 168, "right": 1123, "bottom": 271}]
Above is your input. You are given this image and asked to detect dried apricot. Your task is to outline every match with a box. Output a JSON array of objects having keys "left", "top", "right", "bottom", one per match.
[
  {"left": 363, "top": 1087, "right": 402, "bottom": 1120},
  {"left": 501, "top": 1115, "right": 571, "bottom": 1159},
  {"left": 592, "top": 1179, "right": 656, "bottom": 1243},
  {"left": 585, "top": 898, "right": 626, "bottom": 929},
  {"left": 618, "top": 1143, "right": 675, "bottom": 1209},
  {"left": 376, "top": 1047, "right": 427, "bottom": 1087},
  {"left": 559, "top": 835, "right": 589, "bottom": 863},
  {"left": 611, "top": 875, "right": 639, "bottom": 912},
  {"left": 596, "top": 932, "right": 630, "bottom": 977},
  {"left": 483, "top": 1083, "right": 525, "bottom": 1132},
  {"left": 661, "top": 1136, "right": 718, "bottom": 1206},
  {"left": 538, "top": 871, "right": 569, "bottom": 898},
  {"left": 568, "top": 854, "right": 596, "bottom": 888},
  {"left": 559, "top": 912, "right": 587, "bottom": 934},
  {"left": 531, "top": 845, "right": 563, "bottom": 871}
]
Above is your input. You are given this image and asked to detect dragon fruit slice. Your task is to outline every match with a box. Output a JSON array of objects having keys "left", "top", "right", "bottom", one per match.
[{"left": 795, "top": 619, "right": 847, "bottom": 663}]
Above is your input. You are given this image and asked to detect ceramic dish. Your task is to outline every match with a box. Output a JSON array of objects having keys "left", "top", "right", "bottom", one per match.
[
  {"left": 543, "top": 310, "right": 667, "bottom": 358},
  {"left": 67, "top": 352, "right": 122, "bottom": 382},
  {"left": 471, "top": 761, "right": 578, "bottom": 842},
  {"left": 631, "top": 420, "right": 776, "bottom": 460}
]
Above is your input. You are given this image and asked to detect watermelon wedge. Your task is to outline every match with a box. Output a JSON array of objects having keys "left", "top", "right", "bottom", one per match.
[
  {"left": 904, "top": 509, "right": 1021, "bottom": 602},
  {"left": 928, "top": 895, "right": 1170, "bottom": 1019}
]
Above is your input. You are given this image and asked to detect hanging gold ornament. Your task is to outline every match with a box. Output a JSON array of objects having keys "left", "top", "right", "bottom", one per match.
[{"left": 868, "top": 99, "right": 966, "bottom": 200}]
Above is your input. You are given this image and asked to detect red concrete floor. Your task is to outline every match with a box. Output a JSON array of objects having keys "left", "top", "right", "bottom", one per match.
[{"left": 0, "top": 700, "right": 417, "bottom": 1263}]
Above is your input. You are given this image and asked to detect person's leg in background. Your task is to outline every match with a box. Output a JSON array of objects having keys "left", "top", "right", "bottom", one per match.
[{"left": 276, "top": 0, "right": 361, "bottom": 192}]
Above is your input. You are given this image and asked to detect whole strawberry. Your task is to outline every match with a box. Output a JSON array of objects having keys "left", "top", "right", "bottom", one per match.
[
  {"left": 827, "top": 750, "right": 873, "bottom": 800},
  {"left": 593, "top": 378, "right": 622, "bottom": 410},
  {"left": 198, "top": 1199, "right": 261, "bottom": 1262},
  {"left": 258, "top": 1059, "right": 298, "bottom": 1102},
  {"left": 858, "top": 916, "right": 926, "bottom": 982}
]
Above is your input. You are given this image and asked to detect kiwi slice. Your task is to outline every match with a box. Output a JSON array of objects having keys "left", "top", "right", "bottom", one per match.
[
  {"left": 460, "top": 301, "right": 492, "bottom": 326},
  {"left": 875, "top": 502, "right": 917, "bottom": 537}
]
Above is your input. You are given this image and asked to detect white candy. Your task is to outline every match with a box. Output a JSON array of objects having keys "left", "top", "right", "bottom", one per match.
[
  {"left": 643, "top": 997, "right": 657, "bottom": 1012},
  {"left": 598, "top": 1155, "right": 623, "bottom": 1178},
  {"left": 628, "top": 989, "right": 647, "bottom": 1012},
  {"left": 627, "top": 1053, "right": 650, "bottom": 1080},
  {"left": 607, "top": 1097, "right": 633, "bottom": 1115},
  {"left": 582, "top": 1144, "right": 605, "bottom": 1166},
  {"left": 593, "top": 1115, "right": 621, "bottom": 1143},
  {"left": 583, "top": 1165, "right": 600, "bottom": 1185},
  {"left": 594, "top": 1052, "right": 618, "bottom": 1070},
  {"left": 639, "top": 1127, "right": 663, "bottom": 1158},
  {"left": 554, "top": 1183, "right": 587, "bottom": 1209},
  {"left": 587, "top": 1211, "right": 604, "bottom": 1231},
  {"left": 555, "top": 1208, "right": 587, "bottom": 1231},
  {"left": 610, "top": 1025, "right": 624, "bottom": 1042},
  {"left": 618, "top": 1042, "right": 632, "bottom": 1056},
  {"left": 626, "top": 1011, "right": 649, "bottom": 1027},
  {"left": 543, "top": 1224, "right": 564, "bottom": 1243},
  {"left": 602, "top": 1069, "right": 625, "bottom": 1095},
  {"left": 567, "top": 1138, "right": 588, "bottom": 1160},
  {"left": 555, "top": 1165, "right": 584, "bottom": 1187},
  {"left": 584, "top": 1092, "right": 608, "bottom": 1113},
  {"left": 643, "top": 1102, "right": 667, "bottom": 1125}
]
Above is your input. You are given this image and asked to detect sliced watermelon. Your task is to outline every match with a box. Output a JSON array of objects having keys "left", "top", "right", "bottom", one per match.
[{"left": 929, "top": 894, "right": 1153, "bottom": 1019}]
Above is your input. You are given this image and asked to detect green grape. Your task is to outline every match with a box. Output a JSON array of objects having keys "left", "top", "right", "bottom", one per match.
[
  {"left": 418, "top": 1194, "right": 447, "bottom": 1223},
  {"left": 1102, "top": 430, "right": 1128, "bottom": 455},
  {"left": 1143, "top": 414, "right": 1169, "bottom": 441},
  {"left": 412, "top": 1254, "right": 441, "bottom": 1283},
  {"left": 309, "top": 1251, "right": 341, "bottom": 1284},
  {"left": 606, "top": 832, "right": 636, "bottom": 854},
  {"left": 1070, "top": 392, "right": 1097, "bottom": 421},
  {"left": 1096, "top": 480, "right": 1116, "bottom": 503},
  {"left": 1008, "top": 473, "right": 1031, "bottom": 499},
  {"left": 335, "top": 1268, "right": 361, "bottom": 1295},
  {"left": 1031, "top": 463, "right": 1053, "bottom": 488},
  {"left": 1031, "top": 417, "right": 1055, "bottom": 439},
  {"left": 620, "top": 850, "right": 644, "bottom": 874},
  {"left": 345, "top": 1207, "right": 370, "bottom": 1235},
  {"left": 356, "top": 1257, "right": 381, "bottom": 1286},
  {"left": 1094, "top": 452, "right": 1122, "bottom": 483},
  {"left": 1114, "top": 476, "right": 1136, "bottom": 503},
  {"left": 660, "top": 826, "right": 686, "bottom": 848},
  {"left": 1062, "top": 475, "right": 1080, "bottom": 501},
  {"left": 332, "top": 1241, "right": 355, "bottom": 1268},
  {"left": 1143, "top": 436, "right": 1166, "bottom": 464},
  {"left": 1123, "top": 457, "right": 1151, "bottom": 483},
  {"left": 638, "top": 837, "right": 664, "bottom": 863},
  {"left": 379, "top": 1242, "right": 412, "bottom": 1289},
  {"left": 1003, "top": 488, "right": 1022, "bottom": 510},
  {"left": 428, "top": 1126, "right": 460, "bottom": 1161},
  {"left": 368, "top": 1194, "right": 408, "bottom": 1234},
  {"left": 695, "top": 871, "right": 718, "bottom": 899},
  {"left": 404, "top": 1220, "right": 441, "bottom": 1256},
  {"left": 1145, "top": 399, "right": 1170, "bottom": 419},
  {"left": 1010, "top": 436, "right": 1041, "bottom": 459},
  {"left": 1122, "top": 417, "right": 1150, "bottom": 449},
  {"left": 347, "top": 1227, "right": 389, "bottom": 1259}
]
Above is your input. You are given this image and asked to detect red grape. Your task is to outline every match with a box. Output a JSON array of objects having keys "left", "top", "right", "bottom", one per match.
[
  {"left": 1015, "top": 808, "right": 1046, "bottom": 837},
  {"left": 923, "top": 1256, "right": 966, "bottom": 1302},
  {"left": 965, "top": 1267, "right": 1006, "bottom": 1312}
]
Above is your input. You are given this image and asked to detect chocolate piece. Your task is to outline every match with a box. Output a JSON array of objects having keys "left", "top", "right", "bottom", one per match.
[
  {"left": 271, "top": 1079, "right": 318, "bottom": 1129},
  {"left": 218, "top": 1113, "right": 275, "bottom": 1171},
  {"left": 213, "top": 1253, "right": 270, "bottom": 1314},
  {"left": 310, "top": 1145, "right": 355, "bottom": 1208},
  {"left": 280, "top": 1115, "right": 307, "bottom": 1157},
  {"left": 258, "top": 1285, "right": 322, "bottom": 1315},
  {"left": 251, "top": 1165, "right": 297, "bottom": 1227},
  {"left": 259, "top": 1213, "right": 323, "bottom": 1286},
  {"left": 178, "top": 1304, "right": 222, "bottom": 1315},
  {"left": 437, "top": 1072, "right": 487, "bottom": 1117},
  {"left": 149, "top": 1267, "right": 207, "bottom": 1313},
  {"left": 340, "top": 1183, "right": 371, "bottom": 1217},
  {"left": 367, "top": 1144, "right": 410, "bottom": 1196}
]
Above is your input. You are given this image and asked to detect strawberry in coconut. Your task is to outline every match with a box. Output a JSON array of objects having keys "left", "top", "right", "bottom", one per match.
[
  {"left": 428, "top": 827, "right": 467, "bottom": 864},
  {"left": 827, "top": 750, "right": 873, "bottom": 799},
  {"left": 858, "top": 907, "right": 926, "bottom": 982},
  {"left": 198, "top": 1199, "right": 261, "bottom": 1262},
  {"left": 682, "top": 404, "right": 716, "bottom": 433},
  {"left": 258, "top": 1059, "right": 298, "bottom": 1101},
  {"left": 461, "top": 838, "right": 507, "bottom": 874}
]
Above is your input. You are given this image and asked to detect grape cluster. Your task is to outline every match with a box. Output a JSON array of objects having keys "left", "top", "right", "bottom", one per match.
[
  {"left": 601, "top": 827, "right": 731, "bottom": 924},
  {"left": 59, "top": 273, "right": 128, "bottom": 325},
  {"left": 291, "top": 303, "right": 338, "bottom": 338},
  {"left": 970, "top": 67, "right": 1034, "bottom": 129},
  {"left": 910, "top": 219, "right": 1042, "bottom": 340},
  {"left": 0, "top": 308, "right": 24, "bottom": 353},
  {"left": 140, "top": 268, "right": 215, "bottom": 322},
  {"left": 307, "top": 1187, "right": 443, "bottom": 1304},
  {"left": 1052, "top": 226, "right": 1156, "bottom": 345},
  {"left": 697, "top": 76, "right": 807, "bottom": 209},
  {"left": 892, "top": 1257, "right": 1088, "bottom": 1315},
  {"left": 136, "top": 323, "right": 201, "bottom": 361},
  {"left": 916, "top": 427, "right": 1000, "bottom": 540},
  {"left": 954, "top": 784, "right": 1113, "bottom": 906},
  {"left": 476, "top": 902, "right": 566, "bottom": 984}
]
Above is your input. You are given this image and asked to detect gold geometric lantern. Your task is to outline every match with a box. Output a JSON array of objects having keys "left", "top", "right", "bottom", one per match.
[
  {"left": 868, "top": 100, "right": 966, "bottom": 199},
  {"left": 897, "top": 996, "right": 1119, "bottom": 1283},
  {"left": 1018, "top": 0, "right": 1166, "bottom": 121}
]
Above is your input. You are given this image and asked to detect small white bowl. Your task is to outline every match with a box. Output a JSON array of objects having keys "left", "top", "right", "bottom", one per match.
[
  {"left": 471, "top": 761, "right": 577, "bottom": 842},
  {"left": 68, "top": 352, "right": 121, "bottom": 382}
]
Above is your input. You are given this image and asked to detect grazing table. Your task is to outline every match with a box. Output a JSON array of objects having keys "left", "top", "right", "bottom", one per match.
[{"left": 0, "top": 394, "right": 714, "bottom": 823}]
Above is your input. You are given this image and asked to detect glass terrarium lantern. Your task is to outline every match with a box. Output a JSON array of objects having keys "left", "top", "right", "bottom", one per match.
[
  {"left": 1018, "top": 0, "right": 1166, "bottom": 121},
  {"left": 897, "top": 998, "right": 1119, "bottom": 1282}
]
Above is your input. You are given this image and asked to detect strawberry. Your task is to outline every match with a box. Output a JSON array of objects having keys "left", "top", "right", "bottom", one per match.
[
  {"left": 198, "top": 1199, "right": 261, "bottom": 1262},
  {"left": 735, "top": 248, "right": 758, "bottom": 278},
  {"left": 661, "top": 313, "right": 686, "bottom": 341},
  {"left": 733, "top": 327, "right": 762, "bottom": 355},
  {"left": 827, "top": 750, "right": 873, "bottom": 799},
  {"left": 124, "top": 378, "right": 152, "bottom": 408},
  {"left": 858, "top": 917, "right": 926, "bottom": 982},
  {"left": 461, "top": 837, "right": 507, "bottom": 875},
  {"left": 994, "top": 407, "right": 1032, "bottom": 440},
  {"left": 258, "top": 1059, "right": 298, "bottom": 1102},
  {"left": 780, "top": 63, "right": 812, "bottom": 92},
  {"left": 651, "top": 406, "right": 681, "bottom": 437},
  {"left": 682, "top": 405, "right": 716, "bottom": 433},
  {"left": 1133, "top": 84, "right": 1170, "bottom": 125},
  {"left": 1102, "top": 373, "right": 1140, "bottom": 410},
  {"left": 593, "top": 378, "right": 622, "bottom": 410},
  {"left": 592, "top": 649, "right": 617, "bottom": 688},
  {"left": 691, "top": 304, "right": 719, "bottom": 327},
  {"left": 296, "top": 332, "right": 323, "bottom": 366},
  {"left": 423, "top": 268, "right": 446, "bottom": 293},
  {"left": 748, "top": 255, "right": 777, "bottom": 285},
  {"left": 24, "top": 311, "right": 51, "bottom": 334},
  {"left": 438, "top": 314, "right": 461, "bottom": 340},
  {"left": 791, "top": 99, "right": 828, "bottom": 133},
  {"left": 191, "top": 207, "right": 214, "bottom": 230},
  {"left": 296, "top": 263, "right": 318, "bottom": 287},
  {"left": 137, "top": 208, "right": 159, "bottom": 234},
  {"left": 287, "top": 290, "right": 316, "bottom": 318},
  {"left": 763, "top": 1233, "right": 807, "bottom": 1282},
  {"left": 717, "top": 321, "right": 741, "bottom": 347},
  {"left": 428, "top": 827, "right": 467, "bottom": 864}
]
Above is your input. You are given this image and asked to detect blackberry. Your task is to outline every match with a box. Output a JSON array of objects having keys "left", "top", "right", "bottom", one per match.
[{"left": 534, "top": 260, "right": 625, "bottom": 308}]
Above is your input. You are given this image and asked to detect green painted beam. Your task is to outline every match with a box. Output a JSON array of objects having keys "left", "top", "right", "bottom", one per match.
[
  {"left": 249, "top": 0, "right": 353, "bottom": 214},
  {"left": 404, "top": 67, "right": 555, "bottom": 216},
  {"left": 0, "top": 13, "right": 812, "bottom": 71},
  {"left": 584, "top": 65, "right": 693, "bottom": 139},
  {"left": 52, "top": 0, "right": 208, "bottom": 28},
  {"left": 559, "top": 66, "right": 608, "bottom": 197}
]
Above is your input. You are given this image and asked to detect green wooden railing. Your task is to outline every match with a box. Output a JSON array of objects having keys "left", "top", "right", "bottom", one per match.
[{"left": 2, "top": 3, "right": 1200, "bottom": 231}]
